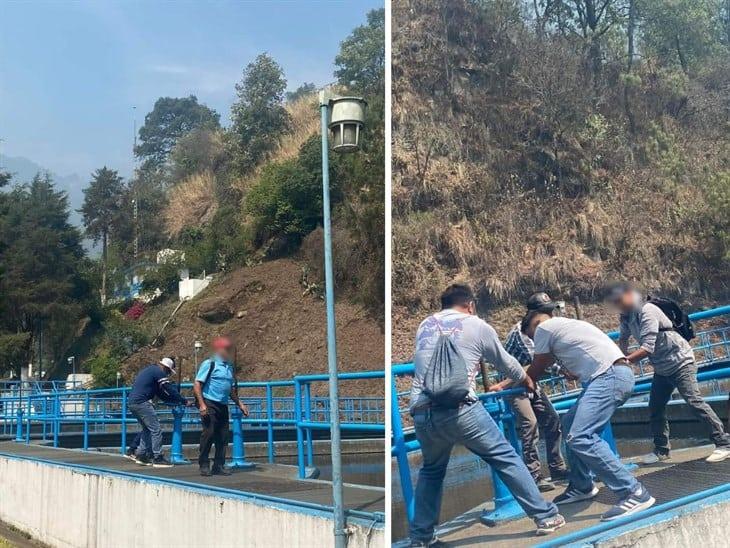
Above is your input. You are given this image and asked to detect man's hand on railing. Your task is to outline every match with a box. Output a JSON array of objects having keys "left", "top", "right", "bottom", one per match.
[
  {"left": 522, "top": 375, "right": 536, "bottom": 393},
  {"left": 238, "top": 402, "right": 250, "bottom": 417}
]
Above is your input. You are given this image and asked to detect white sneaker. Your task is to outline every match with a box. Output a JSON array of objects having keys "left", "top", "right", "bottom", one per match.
[
  {"left": 640, "top": 452, "right": 669, "bottom": 465},
  {"left": 706, "top": 448, "right": 730, "bottom": 462}
]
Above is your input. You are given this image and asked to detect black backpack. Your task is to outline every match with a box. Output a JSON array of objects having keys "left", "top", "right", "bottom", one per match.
[
  {"left": 647, "top": 296, "right": 695, "bottom": 342},
  {"left": 422, "top": 322, "right": 471, "bottom": 408}
]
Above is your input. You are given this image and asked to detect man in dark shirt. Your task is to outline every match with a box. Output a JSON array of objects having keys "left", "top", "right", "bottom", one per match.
[{"left": 128, "top": 357, "right": 188, "bottom": 467}]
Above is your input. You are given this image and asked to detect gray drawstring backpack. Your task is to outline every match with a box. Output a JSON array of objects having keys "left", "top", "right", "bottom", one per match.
[{"left": 422, "top": 322, "right": 470, "bottom": 408}]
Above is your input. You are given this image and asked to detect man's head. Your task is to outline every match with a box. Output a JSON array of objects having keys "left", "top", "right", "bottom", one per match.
[
  {"left": 605, "top": 282, "right": 639, "bottom": 313},
  {"left": 440, "top": 284, "right": 476, "bottom": 315},
  {"left": 211, "top": 336, "right": 233, "bottom": 360},
  {"left": 526, "top": 292, "right": 558, "bottom": 314},
  {"left": 521, "top": 310, "right": 552, "bottom": 340},
  {"left": 159, "top": 357, "right": 176, "bottom": 375}
]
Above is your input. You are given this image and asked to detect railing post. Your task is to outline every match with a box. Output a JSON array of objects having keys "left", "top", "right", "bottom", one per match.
[
  {"left": 304, "top": 382, "right": 314, "bottom": 467},
  {"left": 25, "top": 395, "right": 31, "bottom": 444},
  {"left": 480, "top": 394, "right": 526, "bottom": 526},
  {"left": 14, "top": 407, "right": 23, "bottom": 442},
  {"left": 53, "top": 394, "right": 60, "bottom": 448},
  {"left": 121, "top": 388, "right": 127, "bottom": 455},
  {"left": 83, "top": 391, "right": 90, "bottom": 451},
  {"left": 295, "top": 380, "right": 306, "bottom": 478},
  {"left": 266, "top": 385, "right": 275, "bottom": 464},
  {"left": 227, "top": 405, "right": 255, "bottom": 469},
  {"left": 391, "top": 375, "right": 415, "bottom": 523},
  {"left": 170, "top": 405, "right": 190, "bottom": 464}
]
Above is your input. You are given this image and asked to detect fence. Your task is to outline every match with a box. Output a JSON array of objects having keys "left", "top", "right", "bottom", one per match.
[
  {"left": 1, "top": 370, "right": 385, "bottom": 478},
  {"left": 391, "top": 304, "right": 730, "bottom": 531}
]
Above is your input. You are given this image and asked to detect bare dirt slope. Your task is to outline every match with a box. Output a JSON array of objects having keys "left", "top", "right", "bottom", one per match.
[{"left": 124, "top": 258, "right": 384, "bottom": 396}]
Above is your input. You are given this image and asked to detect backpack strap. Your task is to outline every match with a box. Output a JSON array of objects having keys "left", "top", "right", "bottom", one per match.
[{"left": 202, "top": 358, "right": 217, "bottom": 389}]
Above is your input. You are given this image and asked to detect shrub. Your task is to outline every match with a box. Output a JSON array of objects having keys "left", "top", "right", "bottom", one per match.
[{"left": 87, "top": 352, "right": 122, "bottom": 388}]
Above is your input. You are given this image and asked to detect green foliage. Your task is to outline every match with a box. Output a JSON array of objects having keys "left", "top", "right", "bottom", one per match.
[
  {"left": 245, "top": 136, "right": 335, "bottom": 248},
  {"left": 80, "top": 167, "right": 126, "bottom": 246},
  {"left": 229, "top": 54, "right": 291, "bottom": 174},
  {"left": 141, "top": 261, "right": 181, "bottom": 294},
  {"left": 335, "top": 8, "right": 385, "bottom": 96},
  {"left": 104, "top": 311, "right": 150, "bottom": 358},
  {"left": 705, "top": 170, "right": 730, "bottom": 261},
  {"left": 86, "top": 351, "right": 122, "bottom": 388},
  {"left": 286, "top": 82, "right": 317, "bottom": 103},
  {"left": 643, "top": 122, "right": 686, "bottom": 181},
  {"left": 168, "top": 128, "right": 227, "bottom": 184},
  {"left": 135, "top": 95, "right": 221, "bottom": 167},
  {"left": 0, "top": 332, "right": 30, "bottom": 377}
]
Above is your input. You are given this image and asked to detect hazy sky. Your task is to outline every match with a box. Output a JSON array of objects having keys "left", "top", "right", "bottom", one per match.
[{"left": 0, "top": 0, "right": 381, "bottom": 179}]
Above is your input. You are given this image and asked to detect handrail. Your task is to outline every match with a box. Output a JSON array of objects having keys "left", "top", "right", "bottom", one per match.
[{"left": 390, "top": 303, "right": 730, "bottom": 537}]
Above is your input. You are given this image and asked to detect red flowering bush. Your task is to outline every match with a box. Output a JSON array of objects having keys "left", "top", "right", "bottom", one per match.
[{"left": 124, "top": 301, "right": 145, "bottom": 321}]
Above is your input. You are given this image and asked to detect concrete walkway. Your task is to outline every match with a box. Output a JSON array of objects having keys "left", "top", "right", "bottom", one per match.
[
  {"left": 0, "top": 441, "right": 384, "bottom": 516},
  {"left": 408, "top": 445, "right": 727, "bottom": 547}
]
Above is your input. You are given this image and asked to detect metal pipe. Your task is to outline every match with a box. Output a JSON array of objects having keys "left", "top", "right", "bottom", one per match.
[{"left": 320, "top": 97, "right": 346, "bottom": 548}]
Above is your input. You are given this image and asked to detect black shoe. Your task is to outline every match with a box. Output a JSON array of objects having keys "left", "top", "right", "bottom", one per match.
[
  {"left": 199, "top": 464, "right": 211, "bottom": 477},
  {"left": 152, "top": 455, "right": 173, "bottom": 468},
  {"left": 536, "top": 477, "right": 556, "bottom": 492},
  {"left": 133, "top": 454, "right": 153, "bottom": 466},
  {"left": 211, "top": 465, "right": 232, "bottom": 476},
  {"left": 553, "top": 484, "right": 599, "bottom": 505},
  {"left": 549, "top": 468, "right": 570, "bottom": 481},
  {"left": 124, "top": 448, "right": 137, "bottom": 461}
]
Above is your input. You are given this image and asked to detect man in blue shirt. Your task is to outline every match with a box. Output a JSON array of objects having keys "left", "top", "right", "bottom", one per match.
[
  {"left": 193, "top": 337, "right": 249, "bottom": 476},
  {"left": 127, "top": 357, "right": 188, "bottom": 467}
]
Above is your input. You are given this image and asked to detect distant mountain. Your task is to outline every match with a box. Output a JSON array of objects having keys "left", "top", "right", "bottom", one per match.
[{"left": 0, "top": 154, "right": 85, "bottom": 228}]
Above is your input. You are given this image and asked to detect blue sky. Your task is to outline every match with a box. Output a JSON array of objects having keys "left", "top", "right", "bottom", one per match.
[{"left": 0, "top": 0, "right": 381, "bottom": 179}]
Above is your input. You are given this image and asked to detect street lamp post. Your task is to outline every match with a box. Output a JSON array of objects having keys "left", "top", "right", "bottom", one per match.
[
  {"left": 67, "top": 356, "right": 76, "bottom": 386},
  {"left": 318, "top": 91, "right": 366, "bottom": 548},
  {"left": 194, "top": 341, "right": 203, "bottom": 369},
  {"left": 116, "top": 371, "right": 121, "bottom": 389}
]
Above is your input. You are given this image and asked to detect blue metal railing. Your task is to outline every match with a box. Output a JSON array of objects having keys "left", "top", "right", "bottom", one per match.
[
  {"left": 2, "top": 370, "right": 385, "bottom": 476},
  {"left": 391, "top": 304, "right": 730, "bottom": 535}
]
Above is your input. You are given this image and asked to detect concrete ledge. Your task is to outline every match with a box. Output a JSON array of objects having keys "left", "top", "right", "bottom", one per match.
[
  {"left": 0, "top": 453, "right": 383, "bottom": 548},
  {"left": 572, "top": 490, "right": 730, "bottom": 547}
]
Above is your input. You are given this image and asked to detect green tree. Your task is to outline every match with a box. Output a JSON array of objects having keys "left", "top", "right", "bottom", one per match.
[
  {"left": 334, "top": 8, "right": 385, "bottom": 96},
  {"left": 0, "top": 174, "right": 88, "bottom": 377},
  {"left": 135, "top": 95, "right": 220, "bottom": 167},
  {"left": 80, "top": 167, "right": 126, "bottom": 305},
  {"left": 286, "top": 82, "right": 317, "bottom": 103},
  {"left": 229, "top": 53, "right": 291, "bottom": 174}
]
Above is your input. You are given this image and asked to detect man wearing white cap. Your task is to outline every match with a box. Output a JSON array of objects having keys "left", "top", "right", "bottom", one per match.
[{"left": 127, "top": 357, "right": 189, "bottom": 467}]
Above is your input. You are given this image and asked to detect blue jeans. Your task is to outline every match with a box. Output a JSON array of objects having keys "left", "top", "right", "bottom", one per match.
[
  {"left": 410, "top": 402, "right": 558, "bottom": 542},
  {"left": 128, "top": 401, "right": 163, "bottom": 458},
  {"left": 563, "top": 365, "right": 638, "bottom": 498}
]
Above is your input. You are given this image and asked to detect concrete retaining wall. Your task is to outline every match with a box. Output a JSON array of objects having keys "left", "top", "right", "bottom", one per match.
[{"left": 0, "top": 455, "right": 383, "bottom": 548}]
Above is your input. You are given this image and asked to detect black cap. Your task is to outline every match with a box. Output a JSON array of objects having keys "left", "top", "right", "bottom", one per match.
[{"left": 526, "top": 292, "right": 557, "bottom": 312}]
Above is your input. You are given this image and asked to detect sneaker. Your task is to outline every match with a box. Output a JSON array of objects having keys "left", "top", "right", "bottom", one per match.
[
  {"left": 133, "top": 454, "right": 153, "bottom": 466},
  {"left": 536, "top": 477, "right": 556, "bottom": 492},
  {"left": 124, "top": 448, "right": 137, "bottom": 461},
  {"left": 152, "top": 455, "right": 173, "bottom": 468},
  {"left": 549, "top": 468, "right": 570, "bottom": 481},
  {"left": 706, "top": 448, "right": 730, "bottom": 463},
  {"left": 199, "top": 465, "right": 212, "bottom": 477},
  {"left": 211, "top": 466, "right": 232, "bottom": 476},
  {"left": 601, "top": 484, "right": 655, "bottom": 521},
  {"left": 409, "top": 538, "right": 450, "bottom": 547},
  {"left": 535, "top": 514, "right": 566, "bottom": 536},
  {"left": 640, "top": 451, "right": 669, "bottom": 465},
  {"left": 553, "top": 484, "right": 599, "bottom": 505}
]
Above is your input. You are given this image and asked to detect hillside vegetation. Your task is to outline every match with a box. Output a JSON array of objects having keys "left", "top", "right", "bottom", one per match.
[{"left": 392, "top": 0, "right": 730, "bottom": 353}]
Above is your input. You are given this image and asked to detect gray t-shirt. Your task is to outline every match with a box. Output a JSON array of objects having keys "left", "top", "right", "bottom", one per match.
[
  {"left": 410, "top": 309, "right": 526, "bottom": 411},
  {"left": 533, "top": 317, "right": 625, "bottom": 383},
  {"left": 618, "top": 302, "right": 694, "bottom": 376}
]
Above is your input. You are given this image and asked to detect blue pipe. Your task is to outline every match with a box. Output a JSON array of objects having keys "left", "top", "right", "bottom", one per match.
[
  {"left": 391, "top": 375, "right": 415, "bottom": 522},
  {"left": 14, "top": 408, "right": 23, "bottom": 442},
  {"left": 228, "top": 405, "right": 255, "bottom": 469},
  {"left": 170, "top": 406, "right": 190, "bottom": 464},
  {"left": 295, "top": 380, "right": 305, "bottom": 479},
  {"left": 266, "top": 385, "right": 275, "bottom": 464}
]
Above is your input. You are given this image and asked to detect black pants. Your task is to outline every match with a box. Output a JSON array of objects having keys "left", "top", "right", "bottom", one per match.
[{"left": 199, "top": 399, "right": 229, "bottom": 468}]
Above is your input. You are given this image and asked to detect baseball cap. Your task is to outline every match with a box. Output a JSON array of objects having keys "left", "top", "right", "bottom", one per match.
[
  {"left": 159, "top": 357, "right": 176, "bottom": 374},
  {"left": 526, "top": 292, "right": 558, "bottom": 312}
]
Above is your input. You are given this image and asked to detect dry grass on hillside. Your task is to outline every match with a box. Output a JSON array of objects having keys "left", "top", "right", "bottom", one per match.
[
  {"left": 231, "top": 93, "right": 321, "bottom": 193},
  {"left": 164, "top": 170, "right": 218, "bottom": 238}
]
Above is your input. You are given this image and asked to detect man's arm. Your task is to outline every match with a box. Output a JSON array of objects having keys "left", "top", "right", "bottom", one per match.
[
  {"left": 626, "top": 307, "right": 658, "bottom": 364},
  {"left": 229, "top": 386, "right": 249, "bottom": 417},
  {"left": 158, "top": 378, "right": 187, "bottom": 406},
  {"left": 478, "top": 321, "right": 528, "bottom": 384},
  {"left": 193, "top": 381, "right": 207, "bottom": 414},
  {"left": 527, "top": 353, "right": 555, "bottom": 383},
  {"left": 618, "top": 319, "right": 631, "bottom": 355}
]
